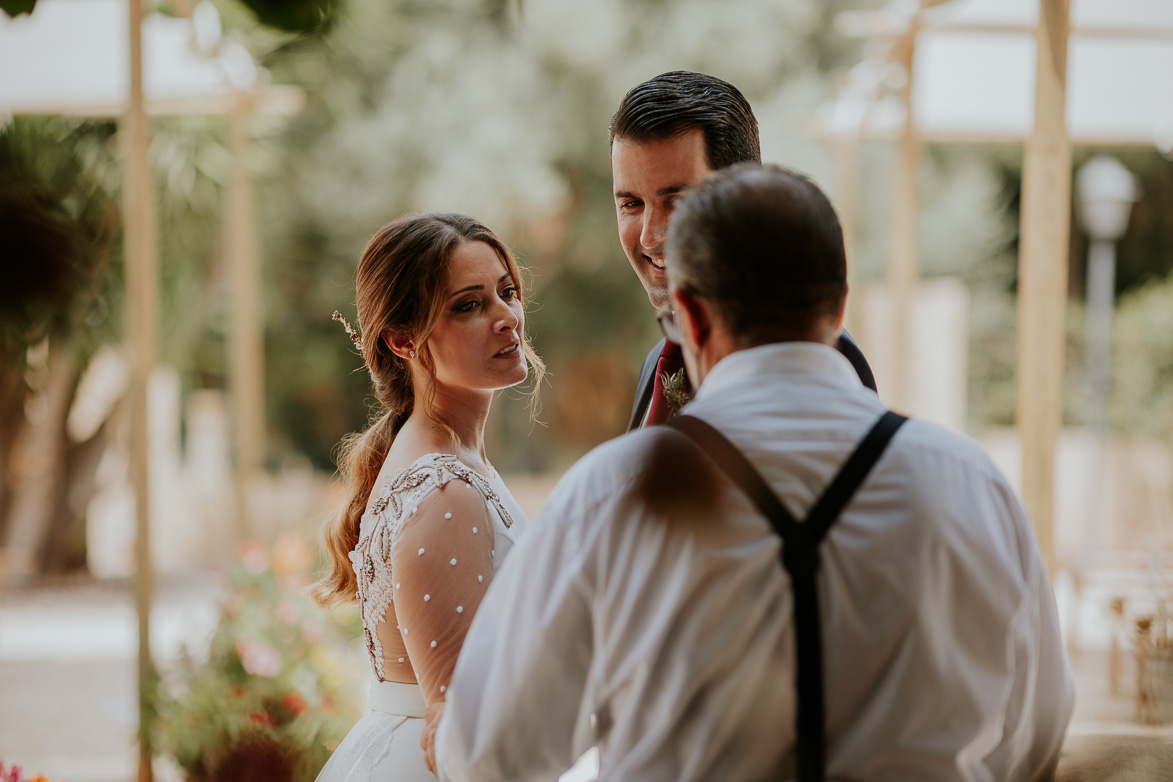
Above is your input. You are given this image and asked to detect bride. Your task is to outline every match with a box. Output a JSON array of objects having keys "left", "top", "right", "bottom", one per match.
[{"left": 313, "top": 212, "right": 543, "bottom": 780}]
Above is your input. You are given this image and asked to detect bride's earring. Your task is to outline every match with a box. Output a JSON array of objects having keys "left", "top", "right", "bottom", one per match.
[{"left": 409, "top": 349, "right": 416, "bottom": 359}]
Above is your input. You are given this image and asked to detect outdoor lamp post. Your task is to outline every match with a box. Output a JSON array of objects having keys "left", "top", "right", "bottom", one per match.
[
  {"left": 1074, "top": 154, "right": 1138, "bottom": 577},
  {"left": 1075, "top": 155, "right": 1138, "bottom": 438}
]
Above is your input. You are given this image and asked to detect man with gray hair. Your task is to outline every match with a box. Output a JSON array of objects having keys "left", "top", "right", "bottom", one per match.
[{"left": 431, "top": 165, "right": 1073, "bottom": 781}]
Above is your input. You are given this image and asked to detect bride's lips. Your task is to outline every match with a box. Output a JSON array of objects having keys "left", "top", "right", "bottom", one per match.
[{"left": 493, "top": 342, "right": 520, "bottom": 358}]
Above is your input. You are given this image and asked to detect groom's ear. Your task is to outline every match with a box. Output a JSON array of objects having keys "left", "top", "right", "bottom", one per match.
[{"left": 672, "top": 287, "right": 710, "bottom": 350}]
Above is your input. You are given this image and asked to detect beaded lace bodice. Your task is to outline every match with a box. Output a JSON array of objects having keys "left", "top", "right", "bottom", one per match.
[{"left": 350, "top": 453, "right": 525, "bottom": 696}]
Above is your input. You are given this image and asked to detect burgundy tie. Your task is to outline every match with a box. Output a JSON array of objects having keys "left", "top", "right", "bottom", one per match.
[{"left": 644, "top": 340, "right": 686, "bottom": 426}]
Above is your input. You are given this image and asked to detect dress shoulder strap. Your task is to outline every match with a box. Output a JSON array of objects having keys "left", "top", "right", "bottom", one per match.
[{"left": 367, "top": 454, "right": 514, "bottom": 543}]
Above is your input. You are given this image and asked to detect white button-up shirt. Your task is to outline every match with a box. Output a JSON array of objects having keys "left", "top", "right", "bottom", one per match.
[{"left": 437, "top": 342, "right": 1074, "bottom": 782}]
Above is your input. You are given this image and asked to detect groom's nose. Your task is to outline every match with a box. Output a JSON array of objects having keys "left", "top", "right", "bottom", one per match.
[{"left": 641, "top": 204, "right": 670, "bottom": 254}]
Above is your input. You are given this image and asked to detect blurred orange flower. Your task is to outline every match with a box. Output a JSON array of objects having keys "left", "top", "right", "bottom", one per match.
[
  {"left": 272, "top": 534, "right": 312, "bottom": 586},
  {"left": 280, "top": 692, "right": 307, "bottom": 715}
]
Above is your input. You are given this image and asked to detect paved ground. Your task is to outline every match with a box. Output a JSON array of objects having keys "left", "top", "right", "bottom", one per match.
[
  {"left": 1, "top": 576, "right": 221, "bottom": 781},
  {"left": 3, "top": 575, "right": 1172, "bottom": 781}
]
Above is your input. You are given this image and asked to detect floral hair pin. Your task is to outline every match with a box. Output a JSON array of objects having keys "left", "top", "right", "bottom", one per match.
[{"left": 332, "top": 310, "right": 364, "bottom": 351}]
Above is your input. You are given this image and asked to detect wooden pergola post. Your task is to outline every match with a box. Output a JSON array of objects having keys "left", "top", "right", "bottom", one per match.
[
  {"left": 834, "top": 133, "right": 862, "bottom": 335},
  {"left": 123, "top": 0, "right": 157, "bottom": 779},
  {"left": 227, "top": 95, "right": 263, "bottom": 541},
  {"left": 887, "top": 29, "right": 920, "bottom": 412},
  {"left": 1016, "top": 0, "right": 1071, "bottom": 576}
]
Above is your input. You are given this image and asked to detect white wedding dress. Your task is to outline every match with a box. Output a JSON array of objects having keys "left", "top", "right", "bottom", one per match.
[{"left": 316, "top": 454, "right": 529, "bottom": 781}]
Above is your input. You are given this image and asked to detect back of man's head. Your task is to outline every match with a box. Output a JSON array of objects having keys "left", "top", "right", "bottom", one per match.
[
  {"left": 609, "top": 71, "right": 761, "bottom": 170},
  {"left": 666, "top": 164, "right": 847, "bottom": 344}
]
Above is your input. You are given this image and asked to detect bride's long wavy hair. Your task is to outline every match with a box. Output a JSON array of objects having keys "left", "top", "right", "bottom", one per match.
[{"left": 313, "top": 212, "right": 544, "bottom": 607}]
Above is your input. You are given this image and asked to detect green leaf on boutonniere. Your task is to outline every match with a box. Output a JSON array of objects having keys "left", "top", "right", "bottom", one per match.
[{"left": 661, "top": 368, "right": 693, "bottom": 414}]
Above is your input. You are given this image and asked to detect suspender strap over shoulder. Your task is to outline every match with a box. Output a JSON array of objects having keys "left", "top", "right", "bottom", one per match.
[{"left": 667, "top": 411, "right": 907, "bottom": 782}]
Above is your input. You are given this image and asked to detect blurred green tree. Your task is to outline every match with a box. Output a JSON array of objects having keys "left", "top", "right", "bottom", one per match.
[
  {"left": 234, "top": 0, "right": 341, "bottom": 33},
  {"left": 0, "top": 0, "right": 35, "bottom": 18},
  {"left": 0, "top": 119, "right": 120, "bottom": 574},
  {"left": 248, "top": 0, "right": 889, "bottom": 473}
]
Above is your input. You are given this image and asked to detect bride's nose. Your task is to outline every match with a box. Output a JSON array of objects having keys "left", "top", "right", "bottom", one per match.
[{"left": 492, "top": 301, "right": 520, "bottom": 333}]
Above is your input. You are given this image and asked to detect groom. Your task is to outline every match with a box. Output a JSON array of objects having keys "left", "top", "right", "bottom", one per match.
[{"left": 611, "top": 71, "right": 877, "bottom": 429}]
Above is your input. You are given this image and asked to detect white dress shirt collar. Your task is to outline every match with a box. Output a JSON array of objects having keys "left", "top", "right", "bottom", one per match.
[{"left": 693, "top": 340, "right": 862, "bottom": 404}]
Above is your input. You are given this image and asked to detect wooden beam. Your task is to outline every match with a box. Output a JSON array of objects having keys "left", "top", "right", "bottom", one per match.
[
  {"left": 804, "top": 117, "right": 1166, "bottom": 148},
  {"left": 227, "top": 97, "right": 264, "bottom": 540},
  {"left": 123, "top": 0, "right": 157, "bottom": 780},
  {"left": 1016, "top": 0, "right": 1071, "bottom": 576},
  {"left": 12, "top": 84, "right": 307, "bottom": 121},
  {"left": 926, "top": 20, "right": 1173, "bottom": 41}
]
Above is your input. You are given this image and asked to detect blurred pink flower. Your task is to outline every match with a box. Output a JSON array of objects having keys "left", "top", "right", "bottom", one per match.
[
  {"left": 302, "top": 617, "right": 326, "bottom": 644},
  {"left": 236, "top": 639, "right": 282, "bottom": 677},
  {"left": 276, "top": 599, "right": 301, "bottom": 625},
  {"left": 240, "top": 541, "right": 268, "bottom": 574}
]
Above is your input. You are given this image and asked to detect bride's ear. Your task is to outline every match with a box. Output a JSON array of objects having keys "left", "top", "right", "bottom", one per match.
[{"left": 385, "top": 331, "right": 417, "bottom": 361}]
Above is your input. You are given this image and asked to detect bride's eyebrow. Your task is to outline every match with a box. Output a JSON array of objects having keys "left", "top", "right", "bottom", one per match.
[{"left": 447, "top": 273, "right": 512, "bottom": 301}]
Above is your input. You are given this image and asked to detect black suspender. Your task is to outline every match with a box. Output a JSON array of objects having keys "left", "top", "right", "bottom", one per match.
[{"left": 667, "top": 411, "right": 908, "bottom": 782}]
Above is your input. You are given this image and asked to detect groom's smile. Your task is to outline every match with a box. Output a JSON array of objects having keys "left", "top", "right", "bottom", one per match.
[{"left": 611, "top": 128, "right": 712, "bottom": 310}]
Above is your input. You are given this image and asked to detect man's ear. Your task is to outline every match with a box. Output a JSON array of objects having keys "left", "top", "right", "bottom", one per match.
[
  {"left": 672, "top": 287, "right": 710, "bottom": 349},
  {"left": 385, "top": 331, "right": 417, "bottom": 361},
  {"left": 833, "top": 291, "right": 847, "bottom": 334}
]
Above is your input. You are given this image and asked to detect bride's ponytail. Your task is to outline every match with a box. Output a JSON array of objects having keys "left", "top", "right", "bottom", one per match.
[{"left": 313, "top": 409, "right": 398, "bottom": 606}]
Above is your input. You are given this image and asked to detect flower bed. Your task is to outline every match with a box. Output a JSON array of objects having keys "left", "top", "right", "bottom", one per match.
[
  {"left": 155, "top": 536, "right": 363, "bottom": 781},
  {"left": 0, "top": 762, "right": 54, "bottom": 782}
]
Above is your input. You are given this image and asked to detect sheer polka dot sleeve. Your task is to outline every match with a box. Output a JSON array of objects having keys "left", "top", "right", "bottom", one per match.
[{"left": 390, "top": 477, "right": 497, "bottom": 706}]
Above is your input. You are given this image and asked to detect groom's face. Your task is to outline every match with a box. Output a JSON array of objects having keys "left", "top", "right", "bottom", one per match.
[{"left": 611, "top": 129, "right": 711, "bottom": 310}]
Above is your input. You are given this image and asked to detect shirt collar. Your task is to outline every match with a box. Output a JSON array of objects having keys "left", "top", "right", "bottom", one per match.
[{"left": 692, "top": 341, "right": 863, "bottom": 403}]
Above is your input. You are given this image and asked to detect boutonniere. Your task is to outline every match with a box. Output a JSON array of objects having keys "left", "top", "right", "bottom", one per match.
[{"left": 661, "top": 368, "right": 693, "bottom": 415}]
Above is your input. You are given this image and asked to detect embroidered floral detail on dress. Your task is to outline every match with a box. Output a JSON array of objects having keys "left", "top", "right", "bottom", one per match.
[{"left": 350, "top": 454, "right": 513, "bottom": 682}]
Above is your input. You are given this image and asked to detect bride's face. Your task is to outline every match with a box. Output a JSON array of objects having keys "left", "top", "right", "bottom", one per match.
[{"left": 423, "top": 240, "right": 528, "bottom": 393}]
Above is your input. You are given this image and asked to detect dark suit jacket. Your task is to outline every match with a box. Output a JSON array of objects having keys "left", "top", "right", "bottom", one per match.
[{"left": 625, "top": 330, "right": 877, "bottom": 432}]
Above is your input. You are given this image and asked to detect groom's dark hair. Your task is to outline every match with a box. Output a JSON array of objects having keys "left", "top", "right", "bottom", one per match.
[
  {"left": 609, "top": 71, "right": 761, "bottom": 170},
  {"left": 667, "top": 164, "right": 847, "bottom": 342}
]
